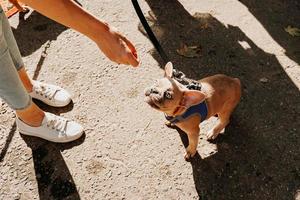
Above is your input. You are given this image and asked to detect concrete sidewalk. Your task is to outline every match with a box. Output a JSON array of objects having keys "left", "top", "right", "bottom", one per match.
[{"left": 0, "top": 0, "right": 299, "bottom": 199}]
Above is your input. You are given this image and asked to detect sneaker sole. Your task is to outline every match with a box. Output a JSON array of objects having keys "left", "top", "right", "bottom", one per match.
[
  {"left": 18, "top": 128, "right": 84, "bottom": 143},
  {"left": 32, "top": 96, "right": 72, "bottom": 108}
]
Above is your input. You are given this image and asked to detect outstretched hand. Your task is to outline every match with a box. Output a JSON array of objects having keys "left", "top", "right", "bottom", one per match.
[{"left": 96, "top": 26, "right": 140, "bottom": 67}]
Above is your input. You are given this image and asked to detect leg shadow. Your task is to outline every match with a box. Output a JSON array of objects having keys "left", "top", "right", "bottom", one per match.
[
  {"left": 144, "top": 0, "right": 300, "bottom": 199},
  {"left": 21, "top": 134, "right": 85, "bottom": 200},
  {"left": 0, "top": 121, "right": 16, "bottom": 162}
]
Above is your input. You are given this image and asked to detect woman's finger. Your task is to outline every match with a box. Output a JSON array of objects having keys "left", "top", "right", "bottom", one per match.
[
  {"left": 117, "top": 33, "right": 139, "bottom": 66},
  {"left": 126, "top": 51, "right": 139, "bottom": 67}
]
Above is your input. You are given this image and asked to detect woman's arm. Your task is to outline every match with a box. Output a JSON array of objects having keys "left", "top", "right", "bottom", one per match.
[{"left": 20, "top": 0, "right": 139, "bottom": 66}]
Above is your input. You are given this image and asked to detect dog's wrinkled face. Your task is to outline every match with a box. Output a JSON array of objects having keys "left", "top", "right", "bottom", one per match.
[
  {"left": 145, "top": 62, "right": 182, "bottom": 115},
  {"left": 145, "top": 62, "right": 206, "bottom": 116},
  {"left": 144, "top": 76, "right": 183, "bottom": 114}
]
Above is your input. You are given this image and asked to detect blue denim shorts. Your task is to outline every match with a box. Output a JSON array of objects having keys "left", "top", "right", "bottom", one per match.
[{"left": 0, "top": 6, "right": 31, "bottom": 110}]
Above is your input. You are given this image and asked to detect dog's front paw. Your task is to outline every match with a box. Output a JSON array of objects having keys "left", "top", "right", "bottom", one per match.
[
  {"left": 184, "top": 153, "right": 192, "bottom": 161},
  {"left": 165, "top": 121, "right": 176, "bottom": 128},
  {"left": 184, "top": 148, "right": 197, "bottom": 161}
]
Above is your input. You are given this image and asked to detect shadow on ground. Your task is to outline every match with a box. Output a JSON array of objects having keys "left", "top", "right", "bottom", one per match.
[
  {"left": 21, "top": 134, "right": 85, "bottom": 200},
  {"left": 0, "top": 122, "right": 16, "bottom": 162},
  {"left": 144, "top": 0, "right": 300, "bottom": 199},
  {"left": 12, "top": 11, "right": 68, "bottom": 57}
]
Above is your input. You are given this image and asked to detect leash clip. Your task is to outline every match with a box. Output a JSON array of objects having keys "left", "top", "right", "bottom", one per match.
[
  {"left": 186, "top": 81, "right": 202, "bottom": 91},
  {"left": 172, "top": 69, "right": 190, "bottom": 85}
]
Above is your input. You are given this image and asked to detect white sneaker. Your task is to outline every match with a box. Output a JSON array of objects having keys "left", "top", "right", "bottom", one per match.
[
  {"left": 17, "top": 112, "right": 84, "bottom": 143},
  {"left": 30, "top": 81, "right": 71, "bottom": 107}
]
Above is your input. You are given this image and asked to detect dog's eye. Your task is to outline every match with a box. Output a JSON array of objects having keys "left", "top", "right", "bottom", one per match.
[{"left": 164, "top": 91, "right": 172, "bottom": 99}]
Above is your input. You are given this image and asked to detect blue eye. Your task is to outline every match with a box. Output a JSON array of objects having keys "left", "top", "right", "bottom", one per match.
[{"left": 164, "top": 91, "right": 172, "bottom": 99}]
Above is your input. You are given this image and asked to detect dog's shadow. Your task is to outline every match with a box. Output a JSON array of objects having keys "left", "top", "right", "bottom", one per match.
[{"left": 144, "top": 0, "right": 300, "bottom": 199}]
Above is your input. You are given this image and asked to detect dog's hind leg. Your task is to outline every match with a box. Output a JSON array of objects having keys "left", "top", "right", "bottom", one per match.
[
  {"left": 206, "top": 99, "right": 238, "bottom": 140},
  {"left": 207, "top": 79, "right": 241, "bottom": 140}
]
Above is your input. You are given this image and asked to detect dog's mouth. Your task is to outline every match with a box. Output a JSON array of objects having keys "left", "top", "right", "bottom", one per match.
[{"left": 144, "top": 96, "right": 161, "bottom": 110}]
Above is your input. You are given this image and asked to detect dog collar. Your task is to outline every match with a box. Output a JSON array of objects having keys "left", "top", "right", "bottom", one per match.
[{"left": 165, "top": 82, "right": 208, "bottom": 124}]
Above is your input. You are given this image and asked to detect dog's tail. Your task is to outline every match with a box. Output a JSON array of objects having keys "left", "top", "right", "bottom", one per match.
[{"left": 234, "top": 78, "right": 241, "bottom": 87}]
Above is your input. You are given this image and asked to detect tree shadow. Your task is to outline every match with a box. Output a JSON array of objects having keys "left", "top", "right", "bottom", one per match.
[
  {"left": 143, "top": 0, "right": 300, "bottom": 199},
  {"left": 239, "top": 0, "right": 300, "bottom": 65},
  {"left": 12, "top": 11, "right": 68, "bottom": 57}
]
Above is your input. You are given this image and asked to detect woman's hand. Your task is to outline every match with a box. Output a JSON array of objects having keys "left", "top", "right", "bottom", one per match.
[{"left": 96, "top": 26, "right": 139, "bottom": 67}]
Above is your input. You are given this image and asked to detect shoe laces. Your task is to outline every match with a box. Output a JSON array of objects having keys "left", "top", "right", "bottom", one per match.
[
  {"left": 34, "top": 83, "right": 59, "bottom": 100},
  {"left": 46, "top": 114, "right": 69, "bottom": 135}
]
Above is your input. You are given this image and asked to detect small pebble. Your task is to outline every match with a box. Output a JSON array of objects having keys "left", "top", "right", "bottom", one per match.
[{"left": 259, "top": 77, "right": 269, "bottom": 83}]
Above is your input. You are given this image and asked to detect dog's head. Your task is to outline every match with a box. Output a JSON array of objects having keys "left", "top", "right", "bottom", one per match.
[{"left": 144, "top": 62, "right": 205, "bottom": 116}]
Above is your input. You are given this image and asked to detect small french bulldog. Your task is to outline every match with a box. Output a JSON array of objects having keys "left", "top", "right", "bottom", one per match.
[{"left": 144, "top": 62, "right": 241, "bottom": 160}]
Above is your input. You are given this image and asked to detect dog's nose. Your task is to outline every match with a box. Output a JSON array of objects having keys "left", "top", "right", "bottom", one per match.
[
  {"left": 145, "top": 88, "right": 153, "bottom": 96},
  {"left": 150, "top": 88, "right": 159, "bottom": 94},
  {"left": 145, "top": 87, "right": 159, "bottom": 96}
]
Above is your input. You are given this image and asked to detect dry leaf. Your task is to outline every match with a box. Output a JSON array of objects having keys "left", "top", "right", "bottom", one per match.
[
  {"left": 176, "top": 44, "right": 202, "bottom": 58},
  {"left": 284, "top": 26, "right": 300, "bottom": 37}
]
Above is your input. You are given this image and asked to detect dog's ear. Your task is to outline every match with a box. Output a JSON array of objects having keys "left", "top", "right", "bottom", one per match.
[
  {"left": 164, "top": 62, "right": 173, "bottom": 78},
  {"left": 181, "top": 90, "right": 205, "bottom": 107}
]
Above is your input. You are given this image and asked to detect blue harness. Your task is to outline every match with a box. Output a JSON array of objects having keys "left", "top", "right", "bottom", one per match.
[
  {"left": 165, "top": 82, "right": 208, "bottom": 124},
  {"left": 165, "top": 101, "right": 208, "bottom": 124}
]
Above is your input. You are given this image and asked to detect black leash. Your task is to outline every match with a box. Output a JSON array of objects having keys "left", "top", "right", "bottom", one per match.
[
  {"left": 131, "top": 0, "right": 169, "bottom": 65},
  {"left": 131, "top": 0, "right": 202, "bottom": 90}
]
